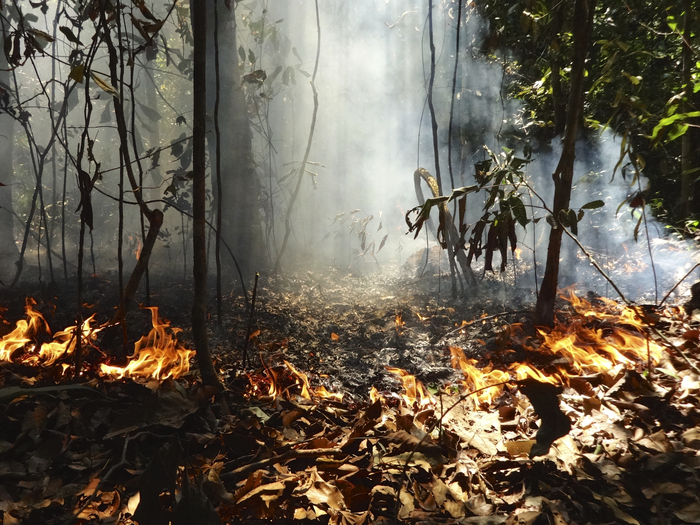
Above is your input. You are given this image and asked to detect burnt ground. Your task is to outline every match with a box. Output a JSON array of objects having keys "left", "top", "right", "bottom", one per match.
[{"left": 1, "top": 253, "right": 700, "bottom": 524}]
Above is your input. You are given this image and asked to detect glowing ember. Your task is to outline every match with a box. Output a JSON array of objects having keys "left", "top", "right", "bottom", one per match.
[
  {"left": 386, "top": 366, "right": 434, "bottom": 407},
  {"left": 100, "top": 307, "right": 195, "bottom": 380}
]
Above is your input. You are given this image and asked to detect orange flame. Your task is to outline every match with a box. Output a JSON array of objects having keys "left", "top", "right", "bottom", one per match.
[
  {"left": 385, "top": 366, "right": 434, "bottom": 408},
  {"left": 449, "top": 347, "right": 511, "bottom": 406},
  {"left": 0, "top": 298, "right": 101, "bottom": 369},
  {"left": 100, "top": 307, "right": 195, "bottom": 380},
  {"left": 534, "top": 290, "right": 664, "bottom": 375},
  {"left": 395, "top": 313, "right": 405, "bottom": 332}
]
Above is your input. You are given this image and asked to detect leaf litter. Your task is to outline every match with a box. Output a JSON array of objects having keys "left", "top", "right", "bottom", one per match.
[{"left": 0, "top": 268, "right": 699, "bottom": 524}]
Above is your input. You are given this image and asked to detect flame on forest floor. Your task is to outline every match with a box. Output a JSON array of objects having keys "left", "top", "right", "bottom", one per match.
[
  {"left": 247, "top": 359, "right": 344, "bottom": 402},
  {"left": 100, "top": 307, "right": 195, "bottom": 380},
  {"left": 532, "top": 289, "right": 664, "bottom": 376},
  {"left": 0, "top": 299, "right": 194, "bottom": 380},
  {"left": 0, "top": 298, "right": 101, "bottom": 372},
  {"left": 386, "top": 366, "right": 434, "bottom": 408},
  {"left": 385, "top": 290, "right": 667, "bottom": 409}
]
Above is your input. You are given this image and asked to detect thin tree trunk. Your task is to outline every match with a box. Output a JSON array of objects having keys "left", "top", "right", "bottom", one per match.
[
  {"left": 214, "top": 0, "right": 223, "bottom": 327},
  {"left": 274, "top": 0, "right": 321, "bottom": 273},
  {"left": 681, "top": 0, "right": 694, "bottom": 219},
  {"left": 192, "top": 0, "right": 222, "bottom": 388},
  {"left": 549, "top": 0, "right": 567, "bottom": 137},
  {"left": 534, "top": 0, "right": 597, "bottom": 327}
]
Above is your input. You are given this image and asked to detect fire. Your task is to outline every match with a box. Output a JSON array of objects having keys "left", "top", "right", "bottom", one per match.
[
  {"left": 0, "top": 298, "right": 101, "bottom": 369},
  {"left": 134, "top": 237, "right": 142, "bottom": 259},
  {"left": 386, "top": 366, "right": 434, "bottom": 408},
  {"left": 395, "top": 313, "right": 405, "bottom": 331},
  {"left": 534, "top": 290, "right": 664, "bottom": 375},
  {"left": 99, "top": 307, "right": 195, "bottom": 380},
  {"left": 449, "top": 347, "right": 511, "bottom": 406},
  {"left": 247, "top": 359, "right": 344, "bottom": 402}
]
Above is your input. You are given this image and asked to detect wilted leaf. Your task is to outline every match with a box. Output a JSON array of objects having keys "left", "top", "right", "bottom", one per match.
[
  {"left": 69, "top": 63, "right": 85, "bottom": 83},
  {"left": 89, "top": 71, "right": 120, "bottom": 99},
  {"left": 171, "top": 476, "right": 222, "bottom": 525}
]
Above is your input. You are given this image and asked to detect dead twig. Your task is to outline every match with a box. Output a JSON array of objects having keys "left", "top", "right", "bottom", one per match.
[
  {"left": 242, "top": 272, "right": 260, "bottom": 368},
  {"left": 219, "top": 447, "right": 347, "bottom": 484},
  {"left": 434, "top": 310, "right": 530, "bottom": 344}
]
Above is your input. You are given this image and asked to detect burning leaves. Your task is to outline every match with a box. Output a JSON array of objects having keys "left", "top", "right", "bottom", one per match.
[
  {"left": 0, "top": 300, "right": 194, "bottom": 380},
  {"left": 1, "top": 275, "right": 700, "bottom": 524}
]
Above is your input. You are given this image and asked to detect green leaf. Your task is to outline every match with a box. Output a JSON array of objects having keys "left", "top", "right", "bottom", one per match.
[
  {"left": 248, "top": 48, "right": 256, "bottom": 64},
  {"left": 510, "top": 196, "right": 529, "bottom": 227},
  {"left": 668, "top": 123, "right": 689, "bottom": 142},
  {"left": 89, "top": 71, "right": 120, "bottom": 99},
  {"left": 580, "top": 199, "right": 604, "bottom": 210},
  {"left": 60, "top": 26, "right": 81, "bottom": 45},
  {"left": 650, "top": 111, "right": 700, "bottom": 144},
  {"left": 238, "top": 46, "right": 245, "bottom": 62},
  {"left": 667, "top": 15, "right": 677, "bottom": 32},
  {"left": 449, "top": 185, "right": 479, "bottom": 199}
]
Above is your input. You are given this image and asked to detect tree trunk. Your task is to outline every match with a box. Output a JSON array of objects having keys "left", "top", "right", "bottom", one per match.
[
  {"left": 534, "top": 0, "right": 597, "bottom": 327},
  {"left": 192, "top": 0, "right": 222, "bottom": 389},
  {"left": 681, "top": 0, "right": 694, "bottom": 219},
  {"left": 549, "top": 0, "right": 567, "bottom": 137},
  {"left": 205, "top": 3, "right": 264, "bottom": 281},
  {"left": 0, "top": 16, "right": 19, "bottom": 283}
]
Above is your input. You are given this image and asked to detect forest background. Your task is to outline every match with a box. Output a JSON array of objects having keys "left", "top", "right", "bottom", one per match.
[{"left": 1, "top": 0, "right": 699, "bottom": 371}]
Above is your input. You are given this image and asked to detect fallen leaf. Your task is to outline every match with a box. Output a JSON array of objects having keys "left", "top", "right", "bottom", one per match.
[{"left": 517, "top": 379, "right": 570, "bottom": 457}]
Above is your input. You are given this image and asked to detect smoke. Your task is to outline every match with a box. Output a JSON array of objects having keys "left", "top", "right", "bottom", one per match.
[
  {"left": 269, "top": 0, "right": 698, "bottom": 301},
  {"left": 2, "top": 0, "right": 696, "bottom": 303}
]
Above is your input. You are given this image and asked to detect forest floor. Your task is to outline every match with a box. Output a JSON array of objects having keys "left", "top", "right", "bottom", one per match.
[{"left": 1, "top": 253, "right": 700, "bottom": 524}]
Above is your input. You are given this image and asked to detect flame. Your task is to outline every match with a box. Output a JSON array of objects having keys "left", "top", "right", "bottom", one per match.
[
  {"left": 416, "top": 312, "right": 429, "bottom": 321},
  {"left": 534, "top": 290, "right": 664, "bottom": 375},
  {"left": 0, "top": 298, "right": 101, "bottom": 369},
  {"left": 449, "top": 347, "right": 511, "bottom": 406},
  {"left": 314, "top": 385, "right": 344, "bottom": 402},
  {"left": 369, "top": 385, "right": 380, "bottom": 404},
  {"left": 283, "top": 359, "right": 313, "bottom": 399},
  {"left": 385, "top": 366, "right": 434, "bottom": 408},
  {"left": 395, "top": 313, "right": 405, "bottom": 331},
  {"left": 514, "top": 247, "right": 522, "bottom": 260},
  {"left": 134, "top": 237, "right": 142, "bottom": 259},
  {"left": 100, "top": 307, "right": 195, "bottom": 380}
]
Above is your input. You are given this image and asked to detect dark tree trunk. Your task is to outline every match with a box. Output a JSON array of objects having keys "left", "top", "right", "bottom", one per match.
[
  {"left": 549, "top": 0, "right": 567, "bottom": 137},
  {"left": 192, "top": 0, "right": 222, "bottom": 389},
  {"left": 681, "top": 0, "right": 695, "bottom": 219},
  {"left": 0, "top": 17, "right": 19, "bottom": 283},
  {"left": 534, "top": 0, "right": 597, "bottom": 327},
  {"left": 205, "top": 3, "right": 264, "bottom": 281}
]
